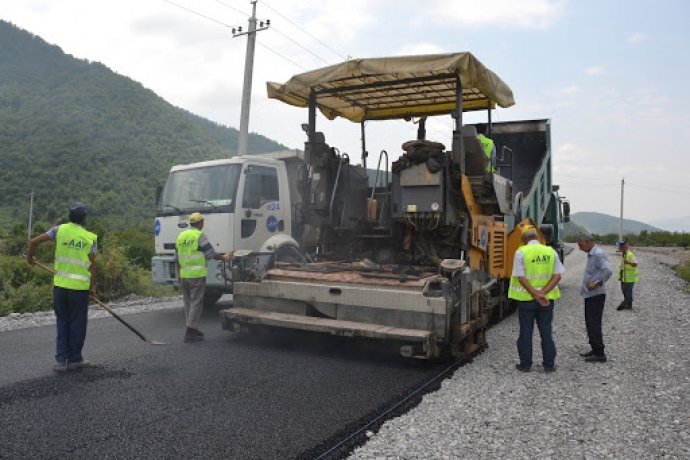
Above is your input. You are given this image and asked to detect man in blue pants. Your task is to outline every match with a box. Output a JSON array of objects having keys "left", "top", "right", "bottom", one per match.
[
  {"left": 27, "top": 202, "right": 97, "bottom": 372},
  {"left": 509, "top": 227, "right": 565, "bottom": 372}
]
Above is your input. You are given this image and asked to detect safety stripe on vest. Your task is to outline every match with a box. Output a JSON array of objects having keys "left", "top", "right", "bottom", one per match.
[
  {"left": 510, "top": 285, "right": 548, "bottom": 293},
  {"left": 524, "top": 274, "right": 552, "bottom": 280},
  {"left": 179, "top": 254, "right": 205, "bottom": 260},
  {"left": 182, "top": 264, "right": 207, "bottom": 271},
  {"left": 55, "top": 256, "right": 91, "bottom": 269},
  {"left": 55, "top": 271, "right": 91, "bottom": 282}
]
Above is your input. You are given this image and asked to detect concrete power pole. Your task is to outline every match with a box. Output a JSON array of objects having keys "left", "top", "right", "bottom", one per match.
[
  {"left": 619, "top": 177, "right": 625, "bottom": 243},
  {"left": 234, "top": 1, "right": 270, "bottom": 156},
  {"left": 28, "top": 189, "right": 34, "bottom": 241}
]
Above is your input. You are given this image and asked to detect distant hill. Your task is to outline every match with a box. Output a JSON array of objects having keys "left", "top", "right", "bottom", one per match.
[
  {"left": 571, "top": 212, "right": 661, "bottom": 236},
  {"left": 0, "top": 21, "right": 285, "bottom": 229},
  {"left": 650, "top": 216, "right": 690, "bottom": 233},
  {"left": 564, "top": 220, "right": 587, "bottom": 238}
]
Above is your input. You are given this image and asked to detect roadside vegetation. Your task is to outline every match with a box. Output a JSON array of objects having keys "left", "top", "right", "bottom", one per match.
[
  {"left": 0, "top": 220, "right": 175, "bottom": 317},
  {"left": 2, "top": 227, "right": 689, "bottom": 317}
]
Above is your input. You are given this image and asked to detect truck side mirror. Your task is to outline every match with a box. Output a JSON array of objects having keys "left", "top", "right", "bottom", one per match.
[
  {"left": 155, "top": 183, "right": 163, "bottom": 205},
  {"left": 562, "top": 201, "right": 570, "bottom": 222},
  {"left": 243, "top": 172, "right": 261, "bottom": 209}
]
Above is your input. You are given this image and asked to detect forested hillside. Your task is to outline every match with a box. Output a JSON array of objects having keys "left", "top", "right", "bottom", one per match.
[{"left": 0, "top": 21, "right": 285, "bottom": 229}]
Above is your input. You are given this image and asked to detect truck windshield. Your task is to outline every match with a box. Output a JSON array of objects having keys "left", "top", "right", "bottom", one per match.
[{"left": 156, "top": 164, "right": 242, "bottom": 215}]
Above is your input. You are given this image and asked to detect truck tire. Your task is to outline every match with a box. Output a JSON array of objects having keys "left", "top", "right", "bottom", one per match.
[{"left": 275, "top": 245, "right": 302, "bottom": 264}]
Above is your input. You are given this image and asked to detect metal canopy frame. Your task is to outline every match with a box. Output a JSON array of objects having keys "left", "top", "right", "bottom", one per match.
[{"left": 310, "top": 73, "right": 493, "bottom": 122}]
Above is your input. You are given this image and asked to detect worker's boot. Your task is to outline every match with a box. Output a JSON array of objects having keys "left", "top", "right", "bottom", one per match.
[
  {"left": 625, "top": 302, "right": 633, "bottom": 310},
  {"left": 184, "top": 327, "right": 203, "bottom": 343},
  {"left": 617, "top": 301, "right": 629, "bottom": 311}
]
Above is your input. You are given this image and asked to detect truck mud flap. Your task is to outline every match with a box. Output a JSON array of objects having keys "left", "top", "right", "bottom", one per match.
[{"left": 221, "top": 308, "right": 439, "bottom": 359}]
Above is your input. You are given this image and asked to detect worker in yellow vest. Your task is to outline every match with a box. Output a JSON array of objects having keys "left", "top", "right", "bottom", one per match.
[
  {"left": 175, "top": 212, "right": 231, "bottom": 342},
  {"left": 476, "top": 123, "right": 496, "bottom": 174},
  {"left": 27, "top": 202, "right": 97, "bottom": 372},
  {"left": 508, "top": 227, "right": 564, "bottom": 372},
  {"left": 617, "top": 240, "right": 639, "bottom": 311}
]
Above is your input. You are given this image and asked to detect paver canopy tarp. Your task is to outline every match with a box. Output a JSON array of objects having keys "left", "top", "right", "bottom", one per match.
[{"left": 266, "top": 52, "right": 515, "bottom": 123}]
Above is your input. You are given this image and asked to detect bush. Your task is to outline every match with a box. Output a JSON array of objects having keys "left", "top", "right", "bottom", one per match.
[
  {"left": 0, "top": 282, "right": 53, "bottom": 316},
  {"left": 675, "top": 260, "right": 690, "bottom": 285},
  {"left": 0, "top": 255, "right": 52, "bottom": 291}
]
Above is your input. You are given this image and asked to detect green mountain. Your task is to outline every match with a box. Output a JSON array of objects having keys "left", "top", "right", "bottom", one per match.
[
  {"left": 571, "top": 211, "right": 661, "bottom": 236},
  {"left": 0, "top": 21, "right": 285, "bottom": 229}
]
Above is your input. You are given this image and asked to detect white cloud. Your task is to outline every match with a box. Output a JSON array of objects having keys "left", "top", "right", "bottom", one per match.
[
  {"left": 394, "top": 43, "right": 447, "bottom": 57},
  {"left": 560, "top": 85, "right": 581, "bottom": 95},
  {"left": 425, "top": 0, "right": 566, "bottom": 29},
  {"left": 627, "top": 32, "right": 649, "bottom": 43},
  {"left": 586, "top": 66, "right": 603, "bottom": 76}
]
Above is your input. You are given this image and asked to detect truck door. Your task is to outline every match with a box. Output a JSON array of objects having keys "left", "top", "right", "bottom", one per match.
[{"left": 235, "top": 164, "right": 284, "bottom": 252}]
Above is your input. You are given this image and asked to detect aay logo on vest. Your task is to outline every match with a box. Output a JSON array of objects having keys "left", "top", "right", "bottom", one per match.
[
  {"left": 530, "top": 253, "right": 552, "bottom": 264},
  {"left": 178, "top": 239, "right": 197, "bottom": 247},
  {"left": 62, "top": 239, "right": 90, "bottom": 250}
]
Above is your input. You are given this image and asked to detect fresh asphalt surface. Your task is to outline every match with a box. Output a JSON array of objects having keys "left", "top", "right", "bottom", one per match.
[{"left": 0, "top": 299, "right": 452, "bottom": 459}]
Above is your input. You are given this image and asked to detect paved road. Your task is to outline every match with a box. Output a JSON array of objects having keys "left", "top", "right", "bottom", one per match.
[{"left": 0, "top": 300, "right": 449, "bottom": 459}]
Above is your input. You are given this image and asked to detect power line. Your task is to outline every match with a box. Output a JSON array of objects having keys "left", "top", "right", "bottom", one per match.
[
  {"left": 268, "top": 27, "right": 332, "bottom": 65},
  {"left": 214, "top": 0, "right": 333, "bottom": 65},
  {"left": 256, "top": 41, "right": 307, "bottom": 70},
  {"left": 214, "top": 0, "right": 249, "bottom": 17},
  {"left": 262, "top": 1, "right": 347, "bottom": 61},
  {"left": 163, "top": 0, "right": 309, "bottom": 70},
  {"left": 162, "top": 0, "right": 232, "bottom": 28}
]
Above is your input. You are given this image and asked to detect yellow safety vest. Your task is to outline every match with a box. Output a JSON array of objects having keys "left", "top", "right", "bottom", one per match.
[
  {"left": 176, "top": 229, "right": 208, "bottom": 279},
  {"left": 508, "top": 243, "right": 561, "bottom": 301},
  {"left": 618, "top": 250, "right": 639, "bottom": 282},
  {"left": 54, "top": 223, "right": 97, "bottom": 291},
  {"left": 477, "top": 134, "right": 495, "bottom": 173}
]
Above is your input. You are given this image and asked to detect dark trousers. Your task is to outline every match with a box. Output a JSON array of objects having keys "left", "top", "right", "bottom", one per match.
[
  {"left": 584, "top": 294, "right": 606, "bottom": 356},
  {"left": 620, "top": 282, "right": 634, "bottom": 304},
  {"left": 517, "top": 300, "right": 556, "bottom": 369},
  {"left": 53, "top": 286, "right": 89, "bottom": 363}
]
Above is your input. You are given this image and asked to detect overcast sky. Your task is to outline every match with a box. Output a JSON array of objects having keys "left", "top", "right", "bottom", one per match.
[{"left": 4, "top": 0, "right": 690, "bottom": 227}]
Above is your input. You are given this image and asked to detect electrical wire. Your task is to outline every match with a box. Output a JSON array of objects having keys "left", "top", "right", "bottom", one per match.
[
  {"left": 256, "top": 42, "right": 307, "bottom": 70},
  {"left": 213, "top": 0, "right": 338, "bottom": 65},
  {"left": 214, "top": 0, "right": 249, "bottom": 17},
  {"left": 163, "top": 0, "right": 311, "bottom": 70},
  {"left": 262, "top": 1, "right": 347, "bottom": 61},
  {"left": 163, "top": 0, "right": 232, "bottom": 28}
]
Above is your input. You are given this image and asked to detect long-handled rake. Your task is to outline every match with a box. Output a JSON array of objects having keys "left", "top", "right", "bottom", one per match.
[{"left": 32, "top": 260, "right": 167, "bottom": 345}]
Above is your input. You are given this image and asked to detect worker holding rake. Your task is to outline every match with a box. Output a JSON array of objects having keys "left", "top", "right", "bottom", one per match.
[{"left": 27, "top": 202, "right": 97, "bottom": 372}]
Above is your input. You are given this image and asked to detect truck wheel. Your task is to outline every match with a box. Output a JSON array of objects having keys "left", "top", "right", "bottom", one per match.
[{"left": 275, "top": 246, "right": 302, "bottom": 264}]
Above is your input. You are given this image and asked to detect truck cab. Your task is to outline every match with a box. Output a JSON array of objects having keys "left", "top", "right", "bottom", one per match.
[{"left": 151, "top": 150, "right": 303, "bottom": 305}]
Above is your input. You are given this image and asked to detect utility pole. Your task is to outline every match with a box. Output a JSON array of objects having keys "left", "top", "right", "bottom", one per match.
[
  {"left": 233, "top": 1, "right": 270, "bottom": 156},
  {"left": 619, "top": 177, "right": 625, "bottom": 243},
  {"left": 28, "top": 189, "right": 34, "bottom": 241}
]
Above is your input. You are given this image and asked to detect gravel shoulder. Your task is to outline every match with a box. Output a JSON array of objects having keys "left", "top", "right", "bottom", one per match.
[{"left": 350, "top": 246, "right": 690, "bottom": 459}]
